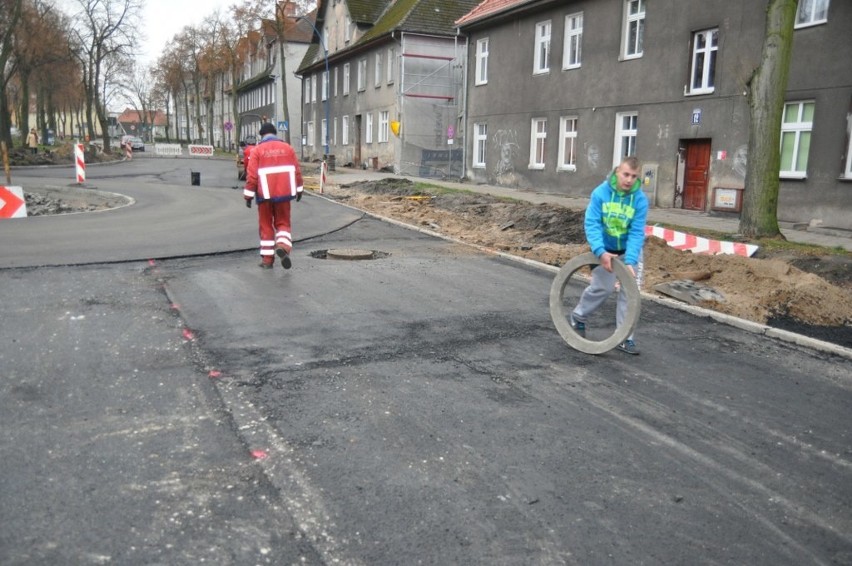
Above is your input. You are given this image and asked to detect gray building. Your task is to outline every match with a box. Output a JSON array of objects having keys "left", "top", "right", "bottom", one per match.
[
  {"left": 296, "top": 0, "right": 480, "bottom": 176},
  {"left": 456, "top": 0, "right": 852, "bottom": 231}
]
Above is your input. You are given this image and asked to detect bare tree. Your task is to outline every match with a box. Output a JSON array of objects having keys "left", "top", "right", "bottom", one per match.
[
  {"left": 218, "top": 0, "right": 264, "bottom": 144},
  {"left": 739, "top": 0, "right": 798, "bottom": 239},
  {"left": 67, "top": 0, "right": 142, "bottom": 150},
  {"left": 0, "top": 0, "right": 23, "bottom": 148}
]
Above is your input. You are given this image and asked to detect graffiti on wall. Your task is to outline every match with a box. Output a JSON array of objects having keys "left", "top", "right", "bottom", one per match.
[
  {"left": 732, "top": 145, "right": 748, "bottom": 178},
  {"left": 492, "top": 129, "right": 520, "bottom": 183},
  {"left": 586, "top": 143, "right": 601, "bottom": 173}
]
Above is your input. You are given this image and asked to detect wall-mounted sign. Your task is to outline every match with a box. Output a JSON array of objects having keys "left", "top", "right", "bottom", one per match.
[{"left": 692, "top": 108, "right": 702, "bottom": 125}]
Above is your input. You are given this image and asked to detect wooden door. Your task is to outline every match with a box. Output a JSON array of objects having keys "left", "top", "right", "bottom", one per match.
[
  {"left": 683, "top": 140, "right": 711, "bottom": 211},
  {"left": 354, "top": 115, "right": 362, "bottom": 166}
]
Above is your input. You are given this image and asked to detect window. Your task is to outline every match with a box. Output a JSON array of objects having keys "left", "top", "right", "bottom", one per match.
[
  {"left": 614, "top": 112, "right": 638, "bottom": 166},
  {"left": 311, "top": 74, "right": 317, "bottom": 102},
  {"left": 366, "top": 113, "right": 373, "bottom": 143},
  {"left": 796, "top": 0, "right": 829, "bottom": 28},
  {"left": 475, "top": 38, "right": 489, "bottom": 85},
  {"left": 387, "top": 47, "right": 395, "bottom": 83},
  {"left": 688, "top": 28, "right": 718, "bottom": 94},
  {"left": 334, "top": 67, "right": 339, "bottom": 97},
  {"left": 623, "top": 0, "right": 645, "bottom": 59},
  {"left": 845, "top": 110, "right": 852, "bottom": 179},
  {"left": 534, "top": 21, "right": 551, "bottom": 74},
  {"left": 558, "top": 117, "right": 578, "bottom": 171},
  {"left": 563, "top": 13, "right": 583, "bottom": 70},
  {"left": 529, "top": 118, "right": 547, "bottom": 168},
  {"left": 375, "top": 53, "right": 382, "bottom": 87},
  {"left": 321, "top": 119, "right": 327, "bottom": 149},
  {"left": 305, "top": 76, "right": 311, "bottom": 103},
  {"left": 379, "top": 111, "right": 389, "bottom": 143},
  {"left": 321, "top": 70, "right": 329, "bottom": 101},
  {"left": 333, "top": 116, "right": 338, "bottom": 145},
  {"left": 473, "top": 123, "right": 487, "bottom": 168},
  {"left": 345, "top": 15, "right": 351, "bottom": 43},
  {"left": 357, "top": 58, "right": 366, "bottom": 91},
  {"left": 342, "top": 115, "right": 349, "bottom": 145},
  {"left": 780, "top": 101, "right": 814, "bottom": 178},
  {"left": 343, "top": 63, "right": 350, "bottom": 95},
  {"left": 307, "top": 121, "right": 315, "bottom": 146}
]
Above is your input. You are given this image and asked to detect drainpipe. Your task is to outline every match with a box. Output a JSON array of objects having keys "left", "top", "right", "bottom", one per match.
[{"left": 456, "top": 27, "right": 468, "bottom": 181}]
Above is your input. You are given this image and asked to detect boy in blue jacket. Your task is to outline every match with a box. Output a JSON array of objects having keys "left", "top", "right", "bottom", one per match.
[{"left": 571, "top": 156, "right": 648, "bottom": 354}]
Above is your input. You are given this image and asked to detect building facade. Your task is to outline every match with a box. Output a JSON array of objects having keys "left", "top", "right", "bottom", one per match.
[
  {"left": 456, "top": 0, "right": 852, "bottom": 231},
  {"left": 297, "top": 0, "right": 479, "bottom": 176}
]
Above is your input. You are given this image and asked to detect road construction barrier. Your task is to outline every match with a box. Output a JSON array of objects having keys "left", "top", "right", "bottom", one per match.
[
  {"left": 155, "top": 144, "right": 183, "bottom": 156},
  {"left": 0, "top": 185, "right": 27, "bottom": 218},
  {"left": 645, "top": 225, "right": 758, "bottom": 257},
  {"left": 75, "top": 143, "right": 85, "bottom": 183},
  {"left": 550, "top": 252, "right": 640, "bottom": 355},
  {"left": 188, "top": 144, "right": 214, "bottom": 157},
  {"left": 124, "top": 143, "right": 132, "bottom": 160}
]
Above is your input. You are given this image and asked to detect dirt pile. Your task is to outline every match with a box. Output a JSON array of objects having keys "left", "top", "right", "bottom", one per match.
[{"left": 323, "top": 177, "right": 852, "bottom": 348}]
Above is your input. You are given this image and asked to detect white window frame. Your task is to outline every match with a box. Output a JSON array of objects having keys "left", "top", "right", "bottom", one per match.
[
  {"left": 558, "top": 116, "right": 578, "bottom": 171},
  {"left": 780, "top": 100, "right": 814, "bottom": 179},
  {"left": 529, "top": 118, "right": 547, "bottom": 169},
  {"left": 387, "top": 47, "right": 396, "bottom": 84},
  {"left": 342, "top": 115, "right": 349, "bottom": 145},
  {"left": 345, "top": 15, "right": 351, "bottom": 43},
  {"left": 845, "top": 112, "right": 852, "bottom": 179},
  {"left": 473, "top": 123, "right": 487, "bottom": 168},
  {"left": 333, "top": 116, "right": 338, "bottom": 145},
  {"left": 305, "top": 76, "right": 311, "bottom": 103},
  {"left": 343, "top": 63, "right": 350, "bottom": 96},
  {"left": 334, "top": 67, "right": 339, "bottom": 97},
  {"left": 375, "top": 53, "right": 382, "bottom": 87},
  {"left": 307, "top": 121, "right": 315, "bottom": 147},
  {"left": 321, "top": 70, "right": 329, "bottom": 101},
  {"left": 321, "top": 119, "right": 327, "bottom": 149},
  {"left": 365, "top": 113, "right": 373, "bottom": 144},
  {"left": 311, "top": 74, "right": 317, "bottom": 103},
  {"left": 379, "top": 111, "right": 389, "bottom": 143},
  {"left": 533, "top": 20, "right": 551, "bottom": 74},
  {"left": 622, "top": 0, "right": 645, "bottom": 60},
  {"left": 614, "top": 112, "right": 638, "bottom": 166},
  {"left": 795, "top": 0, "right": 830, "bottom": 28},
  {"left": 563, "top": 13, "right": 583, "bottom": 70},
  {"left": 688, "top": 28, "right": 718, "bottom": 95},
  {"left": 357, "top": 58, "right": 367, "bottom": 92},
  {"left": 475, "top": 38, "right": 489, "bottom": 85}
]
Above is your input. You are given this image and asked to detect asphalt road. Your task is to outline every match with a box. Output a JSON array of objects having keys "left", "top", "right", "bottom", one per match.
[{"left": 1, "top": 155, "right": 850, "bottom": 565}]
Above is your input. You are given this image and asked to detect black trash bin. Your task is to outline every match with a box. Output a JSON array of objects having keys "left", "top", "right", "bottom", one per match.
[
  {"left": 324, "top": 154, "right": 336, "bottom": 171},
  {"left": 191, "top": 171, "right": 201, "bottom": 186}
]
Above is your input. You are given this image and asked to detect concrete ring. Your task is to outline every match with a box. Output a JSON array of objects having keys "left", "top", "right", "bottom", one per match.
[{"left": 549, "top": 252, "right": 641, "bottom": 355}]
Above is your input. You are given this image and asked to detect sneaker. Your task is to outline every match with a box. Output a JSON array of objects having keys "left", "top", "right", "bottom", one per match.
[
  {"left": 258, "top": 262, "right": 273, "bottom": 270},
  {"left": 617, "top": 339, "right": 640, "bottom": 355},
  {"left": 570, "top": 314, "right": 586, "bottom": 338},
  {"left": 275, "top": 247, "right": 292, "bottom": 269}
]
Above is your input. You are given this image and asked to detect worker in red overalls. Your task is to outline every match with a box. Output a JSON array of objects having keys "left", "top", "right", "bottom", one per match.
[{"left": 243, "top": 122, "right": 303, "bottom": 269}]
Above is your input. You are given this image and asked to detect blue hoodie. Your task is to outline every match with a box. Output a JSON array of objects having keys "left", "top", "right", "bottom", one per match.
[{"left": 584, "top": 171, "right": 648, "bottom": 266}]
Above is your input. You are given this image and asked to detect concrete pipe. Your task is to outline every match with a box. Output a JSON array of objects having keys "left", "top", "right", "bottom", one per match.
[{"left": 549, "top": 252, "right": 641, "bottom": 355}]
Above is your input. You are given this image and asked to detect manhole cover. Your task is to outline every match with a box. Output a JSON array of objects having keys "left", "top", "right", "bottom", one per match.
[{"left": 310, "top": 249, "right": 390, "bottom": 260}]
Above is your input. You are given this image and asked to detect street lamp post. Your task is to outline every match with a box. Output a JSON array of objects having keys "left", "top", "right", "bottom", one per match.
[{"left": 298, "top": 16, "right": 330, "bottom": 157}]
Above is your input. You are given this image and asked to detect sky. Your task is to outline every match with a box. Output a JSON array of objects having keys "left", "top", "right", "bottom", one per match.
[{"left": 140, "top": 0, "right": 233, "bottom": 66}]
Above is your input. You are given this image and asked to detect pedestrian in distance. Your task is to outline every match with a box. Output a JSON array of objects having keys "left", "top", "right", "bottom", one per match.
[
  {"left": 571, "top": 155, "right": 648, "bottom": 355},
  {"left": 243, "top": 122, "right": 304, "bottom": 270},
  {"left": 26, "top": 128, "right": 39, "bottom": 154}
]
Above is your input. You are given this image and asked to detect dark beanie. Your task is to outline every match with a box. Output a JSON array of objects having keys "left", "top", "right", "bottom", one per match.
[{"left": 259, "top": 123, "right": 277, "bottom": 136}]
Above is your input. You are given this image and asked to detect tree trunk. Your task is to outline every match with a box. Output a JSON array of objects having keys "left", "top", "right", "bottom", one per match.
[
  {"left": 739, "top": 0, "right": 797, "bottom": 239},
  {"left": 278, "top": 40, "right": 290, "bottom": 144}
]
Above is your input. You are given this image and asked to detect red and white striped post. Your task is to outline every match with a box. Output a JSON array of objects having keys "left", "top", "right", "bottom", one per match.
[
  {"left": 75, "top": 143, "right": 85, "bottom": 184},
  {"left": 125, "top": 142, "right": 132, "bottom": 160}
]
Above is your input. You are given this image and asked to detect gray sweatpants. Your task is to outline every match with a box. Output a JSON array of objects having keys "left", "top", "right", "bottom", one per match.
[{"left": 572, "top": 251, "right": 644, "bottom": 341}]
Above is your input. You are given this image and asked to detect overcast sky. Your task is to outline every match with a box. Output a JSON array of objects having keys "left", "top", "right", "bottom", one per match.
[{"left": 140, "top": 0, "right": 233, "bottom": 66}]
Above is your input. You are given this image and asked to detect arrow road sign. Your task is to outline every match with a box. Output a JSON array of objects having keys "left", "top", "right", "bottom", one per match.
[{"left": 0, "top": 186, "right": 26, "bottom": 219}]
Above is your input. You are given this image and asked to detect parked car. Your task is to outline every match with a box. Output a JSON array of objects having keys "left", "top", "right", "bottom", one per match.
[
  {"left": 121, "top": 135, "right": 145, "bottom": 151},
  {"left": 237, "top": 135, "right": 257, "bottom": 180}
]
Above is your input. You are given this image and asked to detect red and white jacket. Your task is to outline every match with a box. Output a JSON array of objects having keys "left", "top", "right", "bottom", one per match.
[{"left": 244, "top": 136, "right": 303, "bottom": 203}]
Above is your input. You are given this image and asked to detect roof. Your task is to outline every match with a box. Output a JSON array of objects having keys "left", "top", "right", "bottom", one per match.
[
  {"left": 298, "top": 0, "right": 480, "bottom": 73},
  {"left": 117, "top": 108, "right": 167, "bottom": 127},
  {"left": 455, "top": 0, "right": 537, "bottom": 27}
]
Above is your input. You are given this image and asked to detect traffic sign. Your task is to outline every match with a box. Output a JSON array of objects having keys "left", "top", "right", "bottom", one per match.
[
  {"left": 278, "top": 120, "right": 288, "bottom": 131},
  {"left": 0, "top": 186, "right": 27, "bottom": 219},
  {"left": 224, "top": 121, "right": 233, "bottom": 131}
]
